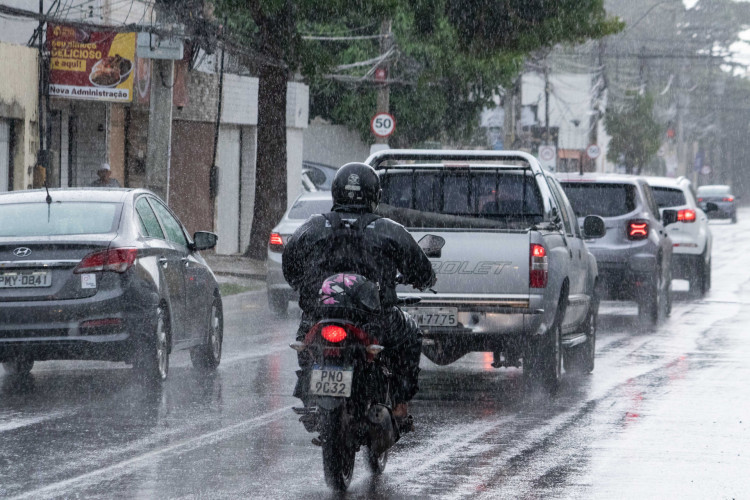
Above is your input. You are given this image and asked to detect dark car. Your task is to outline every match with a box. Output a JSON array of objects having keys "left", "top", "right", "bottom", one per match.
[
  {"left": 0, "top": 188, "right": 222, "bottom": 382},
  {"left": 696, "top": 184, "right": 737, "bottom": 223},
  {"left": 559, "top": 174, "right": 675, "bottom": 324}
]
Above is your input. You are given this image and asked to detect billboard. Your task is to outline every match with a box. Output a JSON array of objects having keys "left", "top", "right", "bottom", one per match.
[{"left": 47, "top": 24, "right": 136, "bottom": 102}]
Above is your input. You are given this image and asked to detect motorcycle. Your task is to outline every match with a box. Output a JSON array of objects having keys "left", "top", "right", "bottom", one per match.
[{"left": 290, "top": 235, "right": 444, "bottom": 491}]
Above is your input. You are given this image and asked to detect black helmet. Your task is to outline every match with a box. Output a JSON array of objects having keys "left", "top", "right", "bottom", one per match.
[{"left": 331, "top": 162, "right": 381, "bottom": 212}]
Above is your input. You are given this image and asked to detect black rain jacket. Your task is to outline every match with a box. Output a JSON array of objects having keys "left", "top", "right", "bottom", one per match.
[{"left": 282, "top": 206, "right": 436, "bottom": 313}]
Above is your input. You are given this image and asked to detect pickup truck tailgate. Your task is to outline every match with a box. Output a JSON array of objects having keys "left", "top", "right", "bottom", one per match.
[{"left": 407, "top": 230, "right": 531, "bottom": 297}]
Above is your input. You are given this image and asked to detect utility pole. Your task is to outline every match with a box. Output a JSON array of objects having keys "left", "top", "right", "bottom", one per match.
[
  {"left": 375, "top": 19, "right": 391, "bottom": 145},
  {"left": 145, "top": 5, "right": 175, "bottom": 202},
  {"left": 544, "top": 64, "right": 550, "bottom": 145},
  {"left": 503, "top": 77, "right": 520, "bottom": 150},
  {"left": 589, "top": 40, "right": 606, "bottom": 173}
]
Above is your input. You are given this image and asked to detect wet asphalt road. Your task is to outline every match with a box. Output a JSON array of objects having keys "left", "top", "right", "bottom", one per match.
[{"left": 2, "top": 210, "right": 750, "bottom": 499}]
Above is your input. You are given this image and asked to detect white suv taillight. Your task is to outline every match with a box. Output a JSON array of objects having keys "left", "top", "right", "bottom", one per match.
[
  {"left": 530, "top": 244, "right": 548, "bottom": 288},
  {"left": 73, "top": 248, "right": 137, "bottom": 274}
]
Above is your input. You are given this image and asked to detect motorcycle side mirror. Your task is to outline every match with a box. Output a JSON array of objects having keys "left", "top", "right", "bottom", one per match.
[{"left": 418, "top": 234, "right": 445, "bottom": 258}]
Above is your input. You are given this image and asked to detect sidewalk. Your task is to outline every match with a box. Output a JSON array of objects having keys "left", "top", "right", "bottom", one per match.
[{"left": 203, "top": 253, "right": 267, "bottom": 281}]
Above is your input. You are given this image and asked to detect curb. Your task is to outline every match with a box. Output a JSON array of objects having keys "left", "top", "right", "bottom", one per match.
[{"left": 214, "top": 271, "right": 266, "bottom": 281}]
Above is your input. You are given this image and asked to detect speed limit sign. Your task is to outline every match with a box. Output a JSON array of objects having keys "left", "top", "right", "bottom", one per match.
[
  {"left": 586, "top": 144, "right": 601, "bottom": 160},
  {"left": 371, "top": 112, "right": 396, "bottom": 138}
]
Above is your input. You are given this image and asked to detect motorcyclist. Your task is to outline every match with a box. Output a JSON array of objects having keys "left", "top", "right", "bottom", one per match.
[{"left": 282, "top": 162, "right": 436, "bottom": 421}]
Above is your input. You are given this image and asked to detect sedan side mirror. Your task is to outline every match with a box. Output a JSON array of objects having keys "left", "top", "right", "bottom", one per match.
[
  {"left": 582, "top": 215, "right": 606, "bottom": 239},
  {"left": 193, "top": 231, "right": 218, "bottom": 251},
  {"left": 418, "top": 234, "right": 446, "bottom": 258},
  {"left": 662, "top": 209, "right": 679, "bottom": 226}
]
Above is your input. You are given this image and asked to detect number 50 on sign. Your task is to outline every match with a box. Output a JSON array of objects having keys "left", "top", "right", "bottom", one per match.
[{"left": 371, "top": 112, "right": 396, "bottom": 138}]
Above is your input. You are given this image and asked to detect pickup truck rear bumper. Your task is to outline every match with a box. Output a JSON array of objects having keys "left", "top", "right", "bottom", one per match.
[{"left": 400, "top": 293, "right": 547, "bottom": 340}]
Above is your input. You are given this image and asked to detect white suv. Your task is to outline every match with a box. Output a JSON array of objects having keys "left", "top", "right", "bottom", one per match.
[{"left": 645, "top": 176, "right": 712, "bottom": 296}]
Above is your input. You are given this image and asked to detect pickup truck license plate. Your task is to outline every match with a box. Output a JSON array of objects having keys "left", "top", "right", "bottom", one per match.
[
  {"left": 404, "top": 307, "right": 458, "bottom": 327},
  {"left": 0, "top": 271, "right": 52, "bottom": 288},
  {"left": 309, "top": 366, "right": 353, "bottom": 397}
]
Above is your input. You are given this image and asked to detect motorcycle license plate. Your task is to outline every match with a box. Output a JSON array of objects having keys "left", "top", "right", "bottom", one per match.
[
  {"left": 309, "top": 366, "right": 353, "bottom": 398},
  {"left": 404, "top": 307, "right": 458, "bottom": 327}
]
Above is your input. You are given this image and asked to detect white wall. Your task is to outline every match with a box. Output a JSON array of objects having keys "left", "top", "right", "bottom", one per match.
[
  {"left": 287, "top": 127, "right": 304, "bottom": 208},
  {"left": 215, "top": 126, "right": 241, "bottom": 254},
  {"left": 239, "top": 126, "right": 257, "bottom": 252},
  {"left": 221, "top": 74, "right": 258, "bottom": 126},
  {"left": 303, "top": 118, "right": 370, "bottom": 167}
]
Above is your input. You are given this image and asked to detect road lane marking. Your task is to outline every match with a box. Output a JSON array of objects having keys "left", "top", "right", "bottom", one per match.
[
  {"left": 0, "top": 411, "right": 75, "bottom": 433},
  {"left": 8, "top": 405, "right": 293, "bottom": 500}
]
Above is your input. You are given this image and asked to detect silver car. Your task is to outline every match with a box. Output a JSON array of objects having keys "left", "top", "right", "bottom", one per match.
[
  {"left": 559, "top": 174, "right": 675, "bottom": 324},
  {"left": 267, "top": 191, "right": 333, "bottom": 315}
]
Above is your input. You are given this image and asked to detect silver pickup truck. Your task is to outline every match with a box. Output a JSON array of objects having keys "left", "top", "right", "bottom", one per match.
[{"left": 367, "top": 150, "right": 606, "bottom": 392}]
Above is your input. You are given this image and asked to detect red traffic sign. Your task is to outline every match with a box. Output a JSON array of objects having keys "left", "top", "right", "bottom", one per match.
[
  {"left": 371, "top": 112, "right": 396, "bottom": 138},
  {"left": 586, "top": 144, "right": 601, "bottom": 160}
]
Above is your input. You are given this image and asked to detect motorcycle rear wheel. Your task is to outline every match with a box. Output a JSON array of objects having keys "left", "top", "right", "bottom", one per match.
[{"left": 320, "top": 407, "right": 356, "bottom": 491}]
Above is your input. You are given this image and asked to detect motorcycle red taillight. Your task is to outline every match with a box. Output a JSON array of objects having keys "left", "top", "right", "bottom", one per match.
[
  {"left": 321, "top": 325, "right": 347, "bottom": 343},
  {"left": 627, "top": 220, "right": 649, "bottom": 241},
  {"left": 74, "top": 248, "right": 137, "bottom": 274}
]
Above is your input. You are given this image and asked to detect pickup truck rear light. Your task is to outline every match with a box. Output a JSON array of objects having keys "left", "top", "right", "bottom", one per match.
[
  {"left": 677, "top": 209, "right": 696, "bottom": 222},
  {"left": 73, "top": 248, "right": 137, "bottom": 274},
  {"left": 723, "top": 196, "right": 735, "bottom": 202},
  {"left": 530, "top": 244, "right": 548, "bottom": 288},
  {"left": 269, "top": 233, "right": 285, "bottom": 253},
  {"left": 627, "top": 220, "right": 649, "bottom": 241}
]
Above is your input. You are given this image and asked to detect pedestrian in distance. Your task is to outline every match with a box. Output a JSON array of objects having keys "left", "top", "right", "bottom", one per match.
[{"left": 90, "top": 163, "right": 121, "bottom": 187}]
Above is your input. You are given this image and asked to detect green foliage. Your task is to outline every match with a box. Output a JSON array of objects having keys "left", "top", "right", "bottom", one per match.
[
  {"left": 216, "top": 0, "right": 622, "bottom": 147},
  {"left": 604, "top": 92, "right": 662, "bottom": 174},
  {"left": 308, "top": 1, "right": 621, "bottom": 146}
]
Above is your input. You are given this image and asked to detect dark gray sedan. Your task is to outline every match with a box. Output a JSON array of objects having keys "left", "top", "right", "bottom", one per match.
[
  {"left": 0, "top": 188, "right": 222, "bottom": 382},
  {"left": 697, "top": 184, "right": 737, "bottom": 223}
]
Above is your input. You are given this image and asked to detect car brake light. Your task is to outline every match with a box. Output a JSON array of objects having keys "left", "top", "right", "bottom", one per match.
[
  {"left": 697, "top": 197, "right": 703, "bottom": 202},
  {"left": 321, "top": 325, "right": 347, "bottom": 343},
  {"left": 74, "top": 248, "right": 137, "bottom": 274},
  {"left": 723, "top": 196, "right": 734, "bottom": 202},
  {"left": 677, "top": 209, "right": 696, "bottom": 222},
  {"left": 530, "top": 244, "right": 548, "bottom": 288},
  {"left": 269, "top": 233, "right": 284, "bottom": 253},
  {"left": 627, "top": 220, "right": 649, "bottom": 240}
]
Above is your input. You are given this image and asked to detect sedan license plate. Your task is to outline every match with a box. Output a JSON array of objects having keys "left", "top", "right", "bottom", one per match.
[
  {"left": 309, "top": 366, "right": 353, "bottom": 397},
  {"left": 405, "top": 307, "right": 458, "bottom": 327},
  {"left": 0, "top": 271, "right": 52, "bottom": 288}
]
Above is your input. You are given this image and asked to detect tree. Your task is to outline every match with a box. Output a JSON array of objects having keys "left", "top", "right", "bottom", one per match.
[
  {"left": 604, "top": 92, "right": 662, "bottom": 174},
  {"left": 214, "top": 0, "right": 622, "bottom": 258}
]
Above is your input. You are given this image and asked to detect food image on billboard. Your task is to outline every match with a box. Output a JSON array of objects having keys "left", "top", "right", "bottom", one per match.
[{"left": 47, "top": 24, "right": 136, "bottom": 102}]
